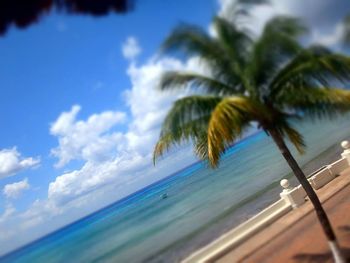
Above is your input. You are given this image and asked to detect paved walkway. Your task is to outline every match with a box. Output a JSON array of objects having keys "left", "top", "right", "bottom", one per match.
[{"left": 216, "top": 169, "right": 350, "bottom": 263}]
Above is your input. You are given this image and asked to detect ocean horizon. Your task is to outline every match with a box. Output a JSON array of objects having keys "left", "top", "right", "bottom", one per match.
[{"left": 2, "top": 116, "right": 350, "bottom": 263}]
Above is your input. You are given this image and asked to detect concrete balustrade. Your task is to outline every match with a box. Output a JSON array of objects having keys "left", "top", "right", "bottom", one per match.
[
  {"left": 341, "top": 140, "right": 350, "bottom": 165},
  {"left": 280, "top": 141, "right": 350, "bottom": 205},
  {"left": 329, "top": 158, "right": 348, "bottom": 176},
  {"left": 308, "top": 167, "right": 335, "bottom": 190},
  {"left": 280, "top": 179, "right": 306, "bottom": 208}
]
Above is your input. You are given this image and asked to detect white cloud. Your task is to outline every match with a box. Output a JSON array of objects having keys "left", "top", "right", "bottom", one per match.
[
  {"left": 122, "top": 36, "right": 142, "bottom": 60},
  {"left": 0, "top": 203, "right": 16, "bottom": 223},
  {"left": 220, "top": 1, "right": 289, "bottom": 35},
  {"left": 311, "top": 22, "right": 345, "bottom": 48},
  {"left": 123, "top": 57, "right": 184, "bottom": 154},
  {"left": 3, "top": 178, "right": 30, "bottom": 199},
  {"left": 19, "top": 199, "right": 61, "bottom": 230},
  {"left": 48, "top": 155, "right": 147, "bottom": 205},
  {"left": 216, "top": 0, "right": 347, "bottom": 48},
  {"left": 0, "top": 148, "right": 40, "bottom": 179},
  {"left": 0, "top": 203, "right": 17, "bottom": 245},
  {"left": 47, "top": 54, "right": 205, "bottom": 208},
  {"left": 50, "top": 105, "right": 126, "bottom": 167},
  {"left": 217, "top": 0, "right": 231, "bottom": 12}
]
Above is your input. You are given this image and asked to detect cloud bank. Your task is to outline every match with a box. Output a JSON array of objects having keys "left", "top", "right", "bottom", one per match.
[
  {"left": 0, "top": 148, "right": 40, "bottom": 179},
  {"left": 3, "top": 178, "right": 30, "bottom": 199},
  {"left": 50, "top": 105, "right": 126, "bottom": 167}
]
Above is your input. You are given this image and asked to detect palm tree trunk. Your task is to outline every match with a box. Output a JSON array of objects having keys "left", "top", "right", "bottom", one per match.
[{"left": 268, "top": 128, "right": 346, "bottom": 263}]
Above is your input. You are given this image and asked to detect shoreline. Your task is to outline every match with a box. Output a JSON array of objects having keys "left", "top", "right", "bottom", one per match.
[
  {"left": 2, "top": 130, "right": 348, "bottom": 262},
  {"left": 146, "top": 138, "right": 349, "bottom": 263}
]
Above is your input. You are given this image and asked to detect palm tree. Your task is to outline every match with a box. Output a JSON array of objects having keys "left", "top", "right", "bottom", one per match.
[{"left": 153, "top": 15, "right": 350, "bottom": 263}]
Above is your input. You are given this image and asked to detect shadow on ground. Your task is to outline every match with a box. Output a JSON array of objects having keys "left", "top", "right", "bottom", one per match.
[
  {"left": 293, "top": 248, "right": 350, "bottom": 263},
  {"left": 339, "top": 225, "right": 350, "bottom": 233}
]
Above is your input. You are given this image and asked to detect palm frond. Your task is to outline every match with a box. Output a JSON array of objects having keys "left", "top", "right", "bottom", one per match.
[
  {"left": 159, "top": 71, "right": 240, "bottom": 95},
  {"left": 160, "top": 95, "right": 222, "bottom": 135},
  {"left": 271, "top": 46, "right": 350, "bottom": 98},
  {"left": 153, "top": 117, "right": 211, "bottom": 164},
  {"left": 246, "top": 16, "right": 306, "bottom": 95},
  {"left": 213, "top": 16, "right": 252, "bottom": 69},
  {"left": 161, "top": 24, "right": 246, "bottom": 93},
  {"left": 278, "top": 87, "right": 350, "bottom": 119},
  {"left": 207, "top": 96, "right": 260, "bottom": 167},
  {"left": 263, "top": 16, "right": 308, "bottom": 39},
  {"left": 153, "top": 96, "right": 222, "bottom": 164},
  {"left": 161, "top": 24, "right": 225, "bottom": 63},
  {"left": 193, "top": 132, "right": 209, "bottom": 161},
  {"left": 280, "top": 122, "right": 306, "bottom": 154}
]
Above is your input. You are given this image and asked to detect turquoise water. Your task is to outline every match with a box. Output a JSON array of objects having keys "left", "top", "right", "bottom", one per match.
[{"left": 2, "top": 117, "right": 350, "bottom": 263}]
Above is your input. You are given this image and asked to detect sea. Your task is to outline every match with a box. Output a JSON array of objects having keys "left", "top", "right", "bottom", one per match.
[{"left": 2, "top": 116, "right": 350, "bottom": 263}]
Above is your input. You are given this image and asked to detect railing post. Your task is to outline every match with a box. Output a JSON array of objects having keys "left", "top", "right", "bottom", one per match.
[
  {"left": 280, "top": 179, "right": 306, "bottom": 208},
  {"left": 341, "top": 140, "right": 350, "bottom": 166}
]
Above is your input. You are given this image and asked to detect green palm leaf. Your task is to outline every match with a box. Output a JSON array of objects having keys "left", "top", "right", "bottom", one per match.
[
  {"left": 159, "top": 71, "right": 240, "bottom": 95},
  {"left": 271, "top": 46, "right": 350, "bottom": 98},
  {"left": 162, "top": 24, "right": 247, "bottom": 93},
  {"left": 153, "top": 95, "right": 222, "bottom": 164},
  {"left": 278, "top": 120, "right": 306, "bottom": 154},
  {"left": 247, "top": 16, "right": 306, "bottom": 94},
  {"left": 280, "top": 87, "right": 350, "bottom": 119},
  {"left": 213, "top": 16, "right": 252, "bottom": 69}
]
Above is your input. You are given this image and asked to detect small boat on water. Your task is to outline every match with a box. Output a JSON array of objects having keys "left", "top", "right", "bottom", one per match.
[{"left": 160, "top": 193, "right": 168, "bottom": 199}]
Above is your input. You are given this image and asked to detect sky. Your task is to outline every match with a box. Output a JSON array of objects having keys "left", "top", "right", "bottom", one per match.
[{"left": 0, "top": 0, "right": 349, "bottom": 255}]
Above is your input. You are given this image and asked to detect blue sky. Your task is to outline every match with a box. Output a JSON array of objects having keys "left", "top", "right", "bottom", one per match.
[
  {"left": 0, "top": 1, "right": 215, "bottom": 207},
  {"left": 0, "top": 0, "right": 349, "bottom": 255}
]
